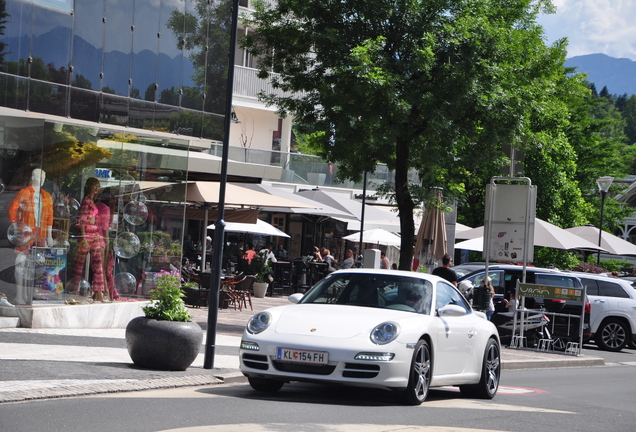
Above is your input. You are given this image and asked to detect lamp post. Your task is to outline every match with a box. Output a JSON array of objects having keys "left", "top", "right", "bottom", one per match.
[
  {"left": 203, "top": 0, "right": 239, "bottom": 369},
  {"left": 596, "top": 176, "right": 614, "bottom": 265}
]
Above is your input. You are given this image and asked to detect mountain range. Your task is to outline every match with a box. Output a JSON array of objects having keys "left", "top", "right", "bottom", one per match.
[{"left": 565, "top": 54, "right": 636, "bottom": 97}]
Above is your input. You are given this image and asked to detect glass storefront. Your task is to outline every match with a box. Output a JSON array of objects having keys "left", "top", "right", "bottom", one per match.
[
  {"left": 0, "top": 0, "right": 235, "bottom": 316},
  {"left": 0, "top": 118, "right": 190, "bottom": 309},
  {"left": 0, "top": 0, "right": 231, "bottom": 140}
]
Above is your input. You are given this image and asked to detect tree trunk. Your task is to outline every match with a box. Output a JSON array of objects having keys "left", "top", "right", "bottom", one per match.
[{"left": 395, "top": 138, "right": 415, "bottom": 270}]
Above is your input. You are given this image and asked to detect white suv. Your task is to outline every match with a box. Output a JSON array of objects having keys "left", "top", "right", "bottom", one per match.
[{"left": 568, "top": 272, "right": 636, "bottom": 352}]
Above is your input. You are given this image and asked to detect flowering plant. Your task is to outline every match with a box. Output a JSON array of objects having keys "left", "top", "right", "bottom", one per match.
[{"left": 142, "top": 270, "right": 192, "bottom": 321}]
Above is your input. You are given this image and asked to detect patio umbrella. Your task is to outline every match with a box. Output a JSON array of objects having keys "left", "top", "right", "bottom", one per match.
[
  {"left": 342, "top": 228, "right": 401, "bottom": 247},
  {"left": 454, "top": 219, "right": 609, "bottom": 252},
  {"left": 454, "top": 237, "right": 484, "bottom": 252},
  {"left": 241, "top": 184, "right": 352, "bottom": 218},
  {"left": 565, "top": 225, "right": 636, "bottom": 256},
  {"left": 413, "top": 191, "right": 447, "bottom": 268},
  {"left": 187, "top": 182, "right": 313, "bottom": 270},
  {"left": 208, "top": 219, "right": 290, "bottom": 238}
]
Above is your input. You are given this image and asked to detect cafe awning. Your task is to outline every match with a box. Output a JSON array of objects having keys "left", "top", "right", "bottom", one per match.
[
  {"left": 187, "top": 182, "right": 317, "bottom": 209},
  {"left": 208, "top": 218, "right": 290, "bottom": 238}
]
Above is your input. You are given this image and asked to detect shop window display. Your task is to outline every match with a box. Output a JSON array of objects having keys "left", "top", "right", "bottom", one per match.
[{"left": 0, "top": 120, "right": 188, "bottom": 310}]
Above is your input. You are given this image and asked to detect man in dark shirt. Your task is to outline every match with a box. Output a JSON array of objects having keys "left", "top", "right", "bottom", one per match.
[{"left": 432, "top": 253, "right": 458, "bottom": 286}]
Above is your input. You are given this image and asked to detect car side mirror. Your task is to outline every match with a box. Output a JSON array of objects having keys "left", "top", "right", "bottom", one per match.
[
  {"left": 289, "top": 293, "right": 304, "bottom": 304},
  {"left": 437, "top": 304, "right": 467, "bottom": 317}
]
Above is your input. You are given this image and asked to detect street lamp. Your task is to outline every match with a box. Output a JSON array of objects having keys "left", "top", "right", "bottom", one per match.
[{"left": 596, "top": 176, "right": 614, "bottom": 265}]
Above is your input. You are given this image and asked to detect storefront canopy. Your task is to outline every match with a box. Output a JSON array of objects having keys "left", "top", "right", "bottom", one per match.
[
  {"left": 187, "top": 182, "right": 317, "bottom": 209},
  {"left": 295, "top": 189, "right": 402, "bottom": 232},
  {"left": 208, "top": 218, "right": 290, "bottom": 238},
  {"left": 241, "top": 184, "right": 352, "bottom": 218}
]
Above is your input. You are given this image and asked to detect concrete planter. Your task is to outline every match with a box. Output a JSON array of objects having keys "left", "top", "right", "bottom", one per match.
[
  {"left": 253, "top": 282, "right": 268, "bottom": 298},
  {"left": 125, "top": 317, "right": 203, "bottom": 371}
]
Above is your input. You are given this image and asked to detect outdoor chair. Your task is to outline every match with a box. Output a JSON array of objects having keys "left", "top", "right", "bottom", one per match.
[
  {"left": 234, "top": 275, "right": 256, "bottom": 311},
  {"left": 221, "top": 275, "right": 246, "bottom": 310}
]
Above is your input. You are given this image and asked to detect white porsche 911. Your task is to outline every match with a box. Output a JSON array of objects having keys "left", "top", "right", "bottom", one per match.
[{"left": 239, "top": 269, "right": 500, "bottom": 404}]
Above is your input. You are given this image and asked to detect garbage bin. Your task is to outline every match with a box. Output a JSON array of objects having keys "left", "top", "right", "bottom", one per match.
[{"left": 472, "top": 284, "right": 491, "bottom": 311}]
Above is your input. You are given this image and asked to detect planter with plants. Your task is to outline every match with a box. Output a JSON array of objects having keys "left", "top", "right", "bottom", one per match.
[
  {"left": 125, "top": 270, "right": 203, "bottom": 371},
  {"left": 181, "top": 281, "right": 201, "bottom": 307},
  {"left": 251, "top": 251, "right": 272, "bottom": 298}
]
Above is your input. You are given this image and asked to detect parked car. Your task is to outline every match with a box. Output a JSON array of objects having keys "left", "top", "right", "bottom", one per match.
[
  {"left": 239, "top": 269, "right": 501, "bottom": 404},
  {"left": 451, "top": 262, "right": 486, "bottom": 279},
  {"left": 458, "top": 265, "right": 590, "bottom": 349},
  {"left": 563, "top": 272, "right": 636, "bottom": 352}
]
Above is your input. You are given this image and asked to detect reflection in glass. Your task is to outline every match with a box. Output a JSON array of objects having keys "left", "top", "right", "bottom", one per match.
[
  {"left": 157, "top": 0, "right": 185, "bottom": 108},
  {"left": 32, "top": 6, "right": 72, "bottom": 84},
  {"left": 29, "top": 81, "right": 69, "bottom": 116},
  {"left": 2, "top": 0, "right": 33, "bottom": 77},
  {"left": 100, "top": 93, "right": 129, "bottom": 125},
  {"left": 131, "top": 0, "right": 160, "bottom": 102},
  {"left": 114, "top": 272, "right": 137, "bottom": 295},
  {"left": 128, "top": 98, "right": 155, "bottom": 130},
  {"left": 14, "top": 251, "right": 35, "bottom": 280},
  {"left": 7, "top": 222, "right": 33, "bottom": 247},
  {"left": 70, "top": 88, "right": 99, "bottom": 122},
  {"left": 103, "top": 0, "right": 133, "bottom": 95},
  {"left": 115, "top": 231, "right": 141, "bottom": 259},
  {"left": 78, "top": 279, "right": 92, "bottom": 298},
  {"left": 72, "top": 0, "right": 104, "bottom": 90},
  {"left": 0, "top": 141, "right": 19, "bottom": 159},
  {"left": 123, "top": 201, "right": 149, "bottom": 226}
]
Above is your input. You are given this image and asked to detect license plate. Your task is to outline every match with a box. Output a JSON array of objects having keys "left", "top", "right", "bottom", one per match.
[{"left": 276, "top": 348, "right": 329, "bottom": 365}]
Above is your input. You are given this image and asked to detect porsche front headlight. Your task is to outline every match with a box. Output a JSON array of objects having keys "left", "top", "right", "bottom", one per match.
[
  {"left": 247, "top": 311, "right": 272, "bottom": 334},
  {"left": 370, "top": 321, "right": 400, "bottom": 345}
]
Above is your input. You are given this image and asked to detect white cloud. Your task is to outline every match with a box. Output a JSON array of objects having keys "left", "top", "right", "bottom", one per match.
[{"left": 537, "top": 0, "right": 636, "bottom": 60}]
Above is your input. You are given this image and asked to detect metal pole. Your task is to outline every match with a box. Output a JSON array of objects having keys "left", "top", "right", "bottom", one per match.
[
  {"left": 203, "top": 0, "right": 239, "bottom": 369},
  {"left": 597, "top": 190, "right": 606, "bottom": 265},
  {"left": 358, "top": 171, "right": 367, "bottom": 265}
]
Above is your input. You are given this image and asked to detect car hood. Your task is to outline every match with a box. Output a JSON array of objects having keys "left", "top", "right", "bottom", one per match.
[{"left": 274, "top": 304, "right": 417, "bottom": 339}]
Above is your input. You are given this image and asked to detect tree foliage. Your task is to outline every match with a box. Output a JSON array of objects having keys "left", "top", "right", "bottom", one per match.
[{"left": 242, "top": 0, "right": 593, "bottom": 268}]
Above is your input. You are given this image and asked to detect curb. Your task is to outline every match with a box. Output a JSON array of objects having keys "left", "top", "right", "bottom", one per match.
[
  {"left": 502, "top": 357, "right": 605, "bottom": 370},
  {"left": 0, "top": 375, "right": 224, "bottom": 404}
]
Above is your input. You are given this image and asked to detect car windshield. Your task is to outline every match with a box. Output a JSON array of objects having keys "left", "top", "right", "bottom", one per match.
[{"left": 299, "top": 272, "right": 433, "bottom": 314}]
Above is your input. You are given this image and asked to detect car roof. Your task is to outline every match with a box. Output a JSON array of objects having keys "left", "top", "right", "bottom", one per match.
[
  {"left": 330, "top": 268, "right": 450, "bottom": 284},
  {"left": 562, "top": 271, "right": 635, "bottom": 287},
  {"left": 457, "top": 264, "right": 563, "bottom": 281}
]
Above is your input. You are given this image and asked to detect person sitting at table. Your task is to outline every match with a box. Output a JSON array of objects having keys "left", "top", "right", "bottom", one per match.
[
  {"left": 321, "top": 248, "right": 336, "bottom": 271},
  {"left": 243, "top": 243, "right": 257, "bottom": 265},
  {"left": 274, "top": 243, "right": 287, "bottom": 259},
  {"left": 260, "top": 243, "right": 277, "bottom": 265},
  {"left": 337, "top": 249, "right": 355, "bottom": 269},
  {"left": 312, "top": 246, "right": 322, "bottom": 261}
]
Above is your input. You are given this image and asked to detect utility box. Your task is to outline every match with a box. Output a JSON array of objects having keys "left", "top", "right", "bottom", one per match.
[{"left": 363, "top": 249, "right": 381, "bottom": 268}]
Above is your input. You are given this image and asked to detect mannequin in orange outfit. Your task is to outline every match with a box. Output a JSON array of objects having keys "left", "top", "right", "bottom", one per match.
[{"left": 8, "top": 169, "right": 54, "bottom": 304}]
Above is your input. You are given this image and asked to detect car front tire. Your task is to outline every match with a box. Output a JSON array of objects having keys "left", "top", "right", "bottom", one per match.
[
  {"left": 399, "top": 339, "right": 431, "bottom": 405},
  {"left": 460, "top": 337, "right": 500, "bottom": 399},
  {"left": 595, "top": 318, "right": 629, "bottom": 352},
  {"left": 248, "top": 377, "right": 284, "bottom": 393}
]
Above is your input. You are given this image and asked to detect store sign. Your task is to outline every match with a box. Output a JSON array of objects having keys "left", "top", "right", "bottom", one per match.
[
  {"left": 518, "top": 283, "right": 584, "bottom": 302},
  {"left": 95, "top": 169, "right": 112, "bottom": 179},
  {"left": 354, "top": 194, "right": 378, "bottom": 201}
]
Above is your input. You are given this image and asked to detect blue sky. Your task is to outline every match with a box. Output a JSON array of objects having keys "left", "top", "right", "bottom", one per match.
[{"left": 537, "top": 0, "right": 636, "bottom": 61}]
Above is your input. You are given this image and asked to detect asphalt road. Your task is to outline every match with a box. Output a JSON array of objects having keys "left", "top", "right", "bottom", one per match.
[{"left": 1, "top": 357, "right": 634, "bottom": 432}]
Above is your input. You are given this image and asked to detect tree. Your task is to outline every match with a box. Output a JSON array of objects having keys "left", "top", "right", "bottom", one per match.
[{"left": 243, "top": 0, "right": 577, "bottom": 269}]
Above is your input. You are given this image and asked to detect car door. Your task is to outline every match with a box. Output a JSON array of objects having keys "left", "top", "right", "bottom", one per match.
[
  {"left": 583, "top": 277, "right": 631, "bottom": 330},
  {"left": 432, "top": 281, "right": 476, "bottom": 376}
]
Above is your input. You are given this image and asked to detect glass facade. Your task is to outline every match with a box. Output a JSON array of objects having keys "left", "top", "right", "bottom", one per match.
[
  {"left": 0, "top": 0, "right": 234, "bottom": 313},
  {"left": 0, "top": 0, "right": 231, "bottom": 141}
]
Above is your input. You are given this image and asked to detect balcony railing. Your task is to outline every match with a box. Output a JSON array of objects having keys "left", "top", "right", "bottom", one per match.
[
  {"left": 233, "top": 66, "right": 287, "bottom": 100},
  {"left": 208, "top": 143, "right": 420, "bottom": 190}
]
